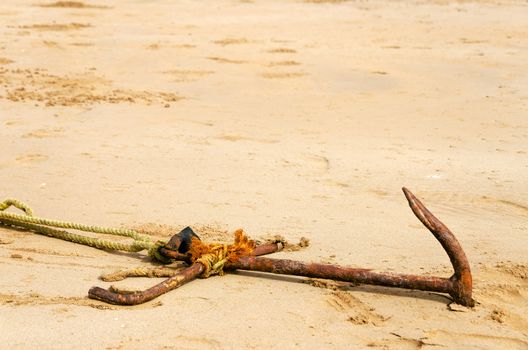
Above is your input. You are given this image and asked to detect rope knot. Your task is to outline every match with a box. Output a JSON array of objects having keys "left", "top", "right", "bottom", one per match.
[
  {"left": 189, "top": 229, "right": 255, "bottom": 278},
  {"left": 147, "top": 240, "right": 173, "bottom": 264}
]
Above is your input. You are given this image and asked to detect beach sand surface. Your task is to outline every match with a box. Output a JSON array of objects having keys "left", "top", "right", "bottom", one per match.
[{"left": 0, "top": 0, "right": 527, "bottom": 348}]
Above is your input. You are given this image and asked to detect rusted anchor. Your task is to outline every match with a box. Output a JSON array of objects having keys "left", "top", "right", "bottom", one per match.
[{"left": 88, "top": 188, "right": 474, "bottom": 307}]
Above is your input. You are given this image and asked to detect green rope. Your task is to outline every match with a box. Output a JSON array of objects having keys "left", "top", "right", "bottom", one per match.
[{"left": 0, "top": 198, "right": 172, "bottom": 263}]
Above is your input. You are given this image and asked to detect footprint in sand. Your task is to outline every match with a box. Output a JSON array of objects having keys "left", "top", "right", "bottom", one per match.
[
  {"left": 459, "top": 38, "right": 489, "bottom": 44},
  {"left": 206, "top": 56, "right": 248, "bottom": 64},
  {"left": 0, "top": 237, "right": 14, "bottom": 245},
  {"left": 472, "top": 263, "right": 528, "bottom": 335},
  {"left": 266, "top": 60, "right": 301, "bottom": 67},
  {"left": 303, "top": 154, "right": 330, "bottom": 171},
  {"left": 19, "top": 23, "right": 91, "bottom": 31},
  {"left": 306, "top": 280, "right": 387, "bottom": 326},
  {"left": 42, "top": 40, "right": 60, "bottom": 48},
  {"left": 163, "top": 69, "right": 215, "bottom": 83},
  {"left": 16, "top": 154, "right": 49, "bottom": 164},
  {"left": 37, "top": 1, "right": 110, "bottom": 9},
  {"left": 280, "top": 154, "right": 329, "bottom": 174},
  {"left": 367, "top": 333, "right": 444, "bottom": 349},
  {"left": 267, "top": 48, "right": 297, "bottom": 54},
  {"left": 69, "top": 42, "right": 94, "bottom": 47},
  {"left": 327, "top": 290, "right": 388, "bottom": 326},
  {"left": 494, "top": 262, "right": 528, "bottom": 280},
  {"left": 260, "top": 72, "right": 305, "bottom": 79},
  {"left": 22, "top": 128, "right": 64, "bottom": 139},
  {"left": 216, "top": 134, "right": 278, "bottom": 144},
  {"left": 212, "top": 37, "right": 251, "bottom": 46},
  {"left": 147, "top": 43, "right": 196, "bottom": 50}
]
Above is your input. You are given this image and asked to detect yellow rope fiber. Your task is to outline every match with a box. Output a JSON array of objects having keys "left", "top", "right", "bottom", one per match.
[
  {"left": 189, "top": 229, "right": 255, "bottom": 277},
  {"left": 100, "top": 266, "right": 183, "bottom": 282},
  {"left": 0, "top": 198, "right": 171, "bottom": 263},
  {"left": 0, "top": 199, "right": 258, "bottom": 277}
]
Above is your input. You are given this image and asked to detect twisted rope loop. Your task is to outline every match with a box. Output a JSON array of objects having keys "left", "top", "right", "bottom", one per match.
[
  {"left": 190, "top": 229, "right": 255, "bottom": 277},
  {"left": 0, "top": 198, "right": 171, "bottom": 263}
]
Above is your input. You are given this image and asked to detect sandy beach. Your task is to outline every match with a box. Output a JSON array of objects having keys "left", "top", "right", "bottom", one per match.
[{"left": 1, "top": 0, "right": 527, "bottom": 348}]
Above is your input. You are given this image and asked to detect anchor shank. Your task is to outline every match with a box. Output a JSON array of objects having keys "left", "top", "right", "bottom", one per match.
[{"left": 229, "top": 257, "right": 454, "bottom": 294}]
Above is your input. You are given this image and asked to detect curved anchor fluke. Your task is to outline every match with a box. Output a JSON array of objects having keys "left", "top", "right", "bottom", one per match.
[{"left": 402, "top": 187, "right": 474, "bottom": 307}]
